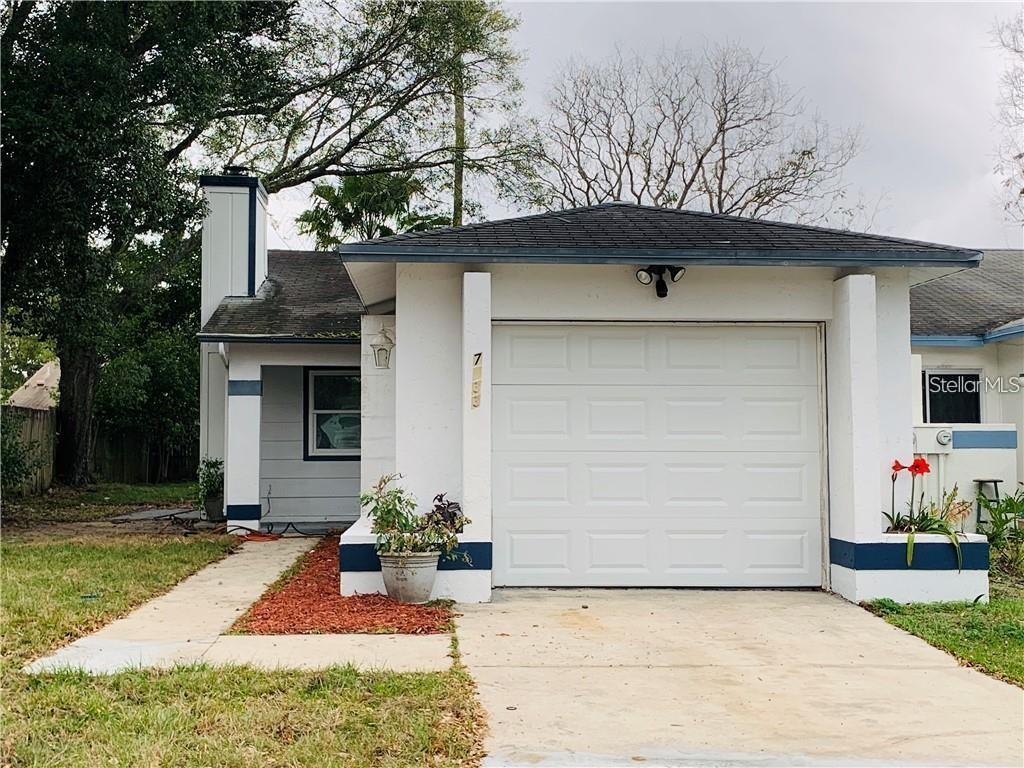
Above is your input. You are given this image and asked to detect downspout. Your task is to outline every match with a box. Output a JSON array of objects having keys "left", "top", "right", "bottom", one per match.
[{"left": 218, "top": 342, "right": 230, "bottom": 369}]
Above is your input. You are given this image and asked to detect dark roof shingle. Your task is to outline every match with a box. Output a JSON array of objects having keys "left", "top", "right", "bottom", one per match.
[
  {"left": 199, "top": 250, "right": 363, "bottom": 341},
  {"left": 340, "top": 203, "right": 980, "bottom": 266},
  {"left": 910, "top": 250, "right": 1024, "bottom": 337}
]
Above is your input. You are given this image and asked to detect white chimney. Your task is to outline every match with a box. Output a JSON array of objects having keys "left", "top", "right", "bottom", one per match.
[{"left": 199, "top": 168, "right": 269, "bottom": 326}]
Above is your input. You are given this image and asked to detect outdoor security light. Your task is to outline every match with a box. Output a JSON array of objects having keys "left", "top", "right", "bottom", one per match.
[
  {"left": 634, "top": 265, "right": 686, "bottom": 298},
  {"left": 370, "top": 327, "right": 395, "bottom": 369}
]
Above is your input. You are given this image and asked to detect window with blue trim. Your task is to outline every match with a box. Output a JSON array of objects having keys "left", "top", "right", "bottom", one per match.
[{"left": 307, "top": 370, "right": 360, "bottom": 456}]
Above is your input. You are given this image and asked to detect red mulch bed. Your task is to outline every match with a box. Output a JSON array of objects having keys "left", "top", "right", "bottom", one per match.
[{"left": 233, "top": 536, "right": 452, "bottom": 635}]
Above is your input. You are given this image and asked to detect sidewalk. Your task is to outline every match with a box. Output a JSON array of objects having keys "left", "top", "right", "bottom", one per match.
[{"left": 24, "top": 538, "right": 450, "bottom": 674}]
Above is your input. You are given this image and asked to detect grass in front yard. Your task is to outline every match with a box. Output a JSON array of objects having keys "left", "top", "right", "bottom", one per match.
[
  {"left": 3, "top": 481, "right": 197, "bottom": 523},
  {"left": 2, "top": 533, "right": 235, "bottom": 662},
  {"left": 867, "top": 573, "right": 1024, "bottom": 686},
  {"left": 2, "top": 529, "right": 484, "bottom": 767}
]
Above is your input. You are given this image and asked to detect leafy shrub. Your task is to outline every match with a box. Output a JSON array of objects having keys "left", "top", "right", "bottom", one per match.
[
  {"left": 979, "top": 486, "right": 1024, "bottom": 576},
  {"left": 196, "top": 456, "right": 224, "bottom": 506},
  {"left": 1, "top": 409, "right": 42, "bottom": 495},
  {"left": 361, "top": 474, "right": 470, "bottom": 560}
]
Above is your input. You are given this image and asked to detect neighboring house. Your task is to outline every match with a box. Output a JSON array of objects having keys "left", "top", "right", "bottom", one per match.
[
  {"left": 198, "top": 171, "right": 990, "bottom": 605},
  {"left": 6, "top": 360, "right": 60, "bottom": 411},
  {"left": 910, "top": 250, "right": 1023, "bottom": 505}
]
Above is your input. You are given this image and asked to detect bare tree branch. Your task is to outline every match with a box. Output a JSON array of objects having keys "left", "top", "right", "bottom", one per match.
[{"left": 529, "top": 43, "right": 865, "bottom": 225}]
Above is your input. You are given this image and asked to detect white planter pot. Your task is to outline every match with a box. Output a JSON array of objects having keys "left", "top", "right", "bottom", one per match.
[{"left": 379, "top": 552, "right": 440, "bottom": 604}]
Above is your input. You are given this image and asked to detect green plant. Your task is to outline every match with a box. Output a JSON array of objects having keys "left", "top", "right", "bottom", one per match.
[
  {"left": 360, "top": 474, "right": 470, "bottom": 561},
  {"left": 979, "top": 486, "right": 1024, "bottom": 576},
  {"left": 196, "top": 457, "right": 224, "bottom": 506},
  {"left": 1, "top": 409, "right": 43, "bottom": 495},
  {"left": 883, "top": 458, "right": 964, "bottom": 569}
]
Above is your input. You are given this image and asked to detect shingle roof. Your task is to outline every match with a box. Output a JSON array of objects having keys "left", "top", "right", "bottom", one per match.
[
  {"left": 199, "top": 250, "right": 363, "bottom": 342},
  {"left": 910, "top": 250, "right": 1024, "bottom": 337},
  {"left": 339, "top": 203, "right": 980, "bottom": 266}
]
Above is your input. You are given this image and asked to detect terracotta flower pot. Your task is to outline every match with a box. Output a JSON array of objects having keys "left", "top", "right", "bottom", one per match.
[{"left": 379, "top": 552, "right": 440, "bottom": 604}]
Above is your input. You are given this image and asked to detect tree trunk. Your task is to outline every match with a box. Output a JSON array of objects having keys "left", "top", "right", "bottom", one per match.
[
  {"left": 452, "top": 59, "right": 465, "bottom": 227},
  {"left": 55, "top": 342, "right": 99, "bottom": 485}
]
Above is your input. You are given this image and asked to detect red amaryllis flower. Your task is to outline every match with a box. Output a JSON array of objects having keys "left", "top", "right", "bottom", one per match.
[
  {"left": 892, "top": 460, "right": 909, "bottom": 473},
  {"left": 909, "top": 457, "right": 931, "bottom": 475}
]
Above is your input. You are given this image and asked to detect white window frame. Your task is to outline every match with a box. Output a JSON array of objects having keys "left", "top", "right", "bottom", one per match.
[
  {"left": 306, "top": 369, "right": 360, "bottom": 458},
  {"left": 922, "top": 368, "right": 983, "bottom": 423}
]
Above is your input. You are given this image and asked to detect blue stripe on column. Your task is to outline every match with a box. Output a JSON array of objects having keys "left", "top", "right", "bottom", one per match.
[
  {"left": 247, "top": 185, "right": 257, "bottom": 295},
  {"left": 226, "top": 504, "right": 262, "bottom": 520},
  {"left": 951, "top": 430, "right": 1017, "bottom": 449},
  {"left": 227, "top": 380, "right": 262, "bottom": 396},
  {"left": 830, "top": 538, "right": 988, "bottom": 570},
  {"left": 339, "top": 542, "right": 492, "bottom": 572}
]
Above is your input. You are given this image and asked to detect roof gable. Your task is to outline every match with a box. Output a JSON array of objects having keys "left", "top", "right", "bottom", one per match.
[{"left": 339, "top": 203, "right": 980, "bottom": 267}]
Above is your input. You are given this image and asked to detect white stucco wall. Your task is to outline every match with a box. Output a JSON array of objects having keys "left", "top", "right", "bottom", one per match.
[
  {"left": 394, "top": 264, "right": 465, "bottom": 511},
  {"left": 360, "top": 315, "right": 396, "bottom": 498},
  {"left": 488, "top": 264, "right": 837, "bottom": 321}
]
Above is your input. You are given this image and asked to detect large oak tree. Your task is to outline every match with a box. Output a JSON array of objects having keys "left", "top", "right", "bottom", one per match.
[{"left": 1, "top": 0, "right": 531, "bottom": 483}]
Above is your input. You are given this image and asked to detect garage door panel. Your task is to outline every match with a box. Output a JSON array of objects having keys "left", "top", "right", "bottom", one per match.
[
  {"left": 494, "top": 325, "right": 818, "bottom": 387},
  {"left": 495, "top": 385, "right": 819, "bottom": 452},
  {"left": 494, "top": 518, "right": 821, "bottom": 586},
  {"left": 492, "top": 324, "right": 823, "bottom": 588},
  {"left": 495, "top": 452, "right": 820, "bottom": 519}
]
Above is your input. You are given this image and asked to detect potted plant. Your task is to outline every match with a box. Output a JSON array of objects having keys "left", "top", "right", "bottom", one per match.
[
  {"left": 197, "top": 457, "right": 225, "bottom": 523},
  {"left": 360, "top": 474, "right": 470, "bottom": 604}
]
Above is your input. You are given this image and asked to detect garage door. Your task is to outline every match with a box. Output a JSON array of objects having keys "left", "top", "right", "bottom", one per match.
[{"left": 492, "top": 324, "right": 823, "bottom": 587}]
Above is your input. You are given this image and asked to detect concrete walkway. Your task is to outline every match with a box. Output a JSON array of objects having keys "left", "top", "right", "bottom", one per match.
[
  {"left": 458, "top": 589, "right": 1024, "bottom": 767},
  {"left": 25, "top": 538, "right": 450, "bottom": 674}
]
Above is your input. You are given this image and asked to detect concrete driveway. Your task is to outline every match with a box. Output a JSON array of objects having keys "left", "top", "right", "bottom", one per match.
[{"left": 457, "top": 590, "right": 1023, "bottom": 767}]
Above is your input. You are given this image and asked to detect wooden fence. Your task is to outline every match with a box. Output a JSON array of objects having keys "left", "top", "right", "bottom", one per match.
[
  {"left": 2, "top": 404, "right": 197, "bottom": 492},
  {"left": 3, "top": 405, "right": 56, "bottom": 495}
]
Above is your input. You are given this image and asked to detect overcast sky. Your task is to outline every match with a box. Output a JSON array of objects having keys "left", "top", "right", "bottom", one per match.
[{"left": 269, "top": 1, "right": 1023, "bottom": 251}]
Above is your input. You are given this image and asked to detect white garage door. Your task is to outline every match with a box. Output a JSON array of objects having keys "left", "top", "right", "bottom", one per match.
[{"left": 492, "top": 324, "right": 823, "bottom": 587}]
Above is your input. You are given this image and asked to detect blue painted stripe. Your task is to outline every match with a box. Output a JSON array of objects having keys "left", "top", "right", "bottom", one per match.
[
  {"left": 951, "top": 430, "right": 1017, "bottom": 449},
  {"left": 829, "top": 538, "right": 988, "bottom": 570},
  {"left": 912, "top": 326, "right": 1024, "bottom": 346},
  {"left": 247, "top": 186, "right": 257, "bottom": 295},
  {"left": 227, "top": 379, "right": 262, "bottom": 396},
  {"left": 910, "top": 335, "right": 984, "bottom": 347},
  {"left": 984, "top": 323, "right": 1024, "bottom": 343},
  {"left": 339, "top": 542, "right": 492, "bottom": 572},
  {"left": 226, "top": 504, "right": 262, "bottom": 520}
]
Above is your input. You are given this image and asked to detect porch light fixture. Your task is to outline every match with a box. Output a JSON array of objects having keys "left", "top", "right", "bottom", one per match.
[
  {"left": 635, "top": 265, "right": 686, "bottom": 298},
  {"left": 370, "top": 327, "right": 395, "bottom": 369}
]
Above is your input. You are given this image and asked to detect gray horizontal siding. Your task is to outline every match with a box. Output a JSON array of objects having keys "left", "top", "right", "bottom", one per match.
[{"left": 260, "top": 366, "right": 360, "bottom": 525}]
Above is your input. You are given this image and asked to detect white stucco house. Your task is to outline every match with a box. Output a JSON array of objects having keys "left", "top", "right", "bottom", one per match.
[
  {"left": 909, "top": 251, "right": 1023, "bottom": 515},
  {"left": 197, "top": 171, "right": 995, "bottom": 605}
]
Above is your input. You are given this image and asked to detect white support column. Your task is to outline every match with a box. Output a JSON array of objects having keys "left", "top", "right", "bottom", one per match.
[
  {"left": 461, "top": 272, "right": 492, "bottom": 544},
  {"left": 225, "top": 353, "right": 262, "bottom": 531},
  {"left": 826, "top": 274, "right": 883, "bottom": 544},
  {"left": 875, "top": 269, "right": 915, "bottom": 509}
]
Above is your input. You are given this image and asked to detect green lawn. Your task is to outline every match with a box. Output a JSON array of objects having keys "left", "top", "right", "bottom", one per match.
[
  {"left": 868, "top": 574, "right": 1024, "bottom": 686},
  {"left": 1, "top": 532, "right": 483, "bottom": 767},
  {"left": 3, "top": 481, "right": 198, "bottom": 523}
]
